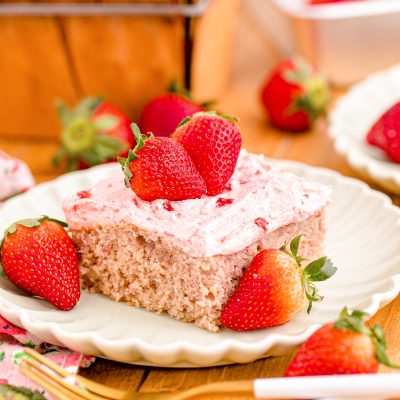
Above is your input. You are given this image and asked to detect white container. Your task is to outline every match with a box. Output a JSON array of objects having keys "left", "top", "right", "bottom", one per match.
[{"left": 248, "top": 0, "right": 400, "bottom": 86}]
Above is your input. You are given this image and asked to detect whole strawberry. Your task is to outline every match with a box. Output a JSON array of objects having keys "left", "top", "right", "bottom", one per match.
[
  {"left": 0, "top": 216, "right": 80, "bottom": 311},
  {"left": 53, "top": 97, "right": 134, "bottom": 170},
  {"left": 172, "top": 112, "right": 241, "bottom": 196},
  {"left": 366, "top": 102, "right": 400, "bottom": 163},
  {"left": 221, "top": 236, "right": 337, "bottom": 331},
  {"left": 139, "top": 90, "right": 204, "bottom": 137},
  {"left": 285, "top": 307, "right": 400, "bottom": 376},
  {"left": 119, "top": 124, "right": 206, "bottom": 201},
  {"left": 260, "top": 57, "right": 330, "bottom": 132}
]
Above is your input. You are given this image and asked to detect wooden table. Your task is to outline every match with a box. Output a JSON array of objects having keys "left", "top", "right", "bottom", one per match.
[{"left": 1, "top": 7, "right": 399, "bottom": 399}]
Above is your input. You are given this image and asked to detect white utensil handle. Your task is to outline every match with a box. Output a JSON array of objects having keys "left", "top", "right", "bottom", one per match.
[{"left": 253, "top": 374, "right": 400, "bottom": 399}]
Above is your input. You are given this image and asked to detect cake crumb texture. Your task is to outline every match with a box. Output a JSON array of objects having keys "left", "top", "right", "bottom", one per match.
[{"left": 73, "top": 211, "right": 326, "bottom": 332}]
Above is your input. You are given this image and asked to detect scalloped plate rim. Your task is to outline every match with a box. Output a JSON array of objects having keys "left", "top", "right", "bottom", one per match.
[
  {"left": 328, "top": 64, "right": 400, "bottom": 192},
  {"left": 0, "top": 161, "right": 399, "bottom": 367}
]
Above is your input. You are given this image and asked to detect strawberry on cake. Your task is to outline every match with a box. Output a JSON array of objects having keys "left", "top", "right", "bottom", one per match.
[{"left": 63, "top": 113, "right": 332, "bottom": 332}]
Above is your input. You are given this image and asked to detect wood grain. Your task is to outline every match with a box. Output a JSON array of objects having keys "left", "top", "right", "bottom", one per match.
[
  {"left": 61, "top": 13, "right": 184, "bottom": 122},
  {"left": 0, "top": 16, "right": 79, "bottom": 139},
  {"left": 191, "top": 0, "right": 241, "bottom": 100}
]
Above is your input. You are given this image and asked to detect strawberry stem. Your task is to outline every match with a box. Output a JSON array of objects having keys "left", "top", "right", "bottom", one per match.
[
  {"left": 283, "top": 57, "right": 330, "bottom": 122},
  {"left": 118, "top": 124, "right": 154, "bottom": 188},
  {"left": 168, "top": 80, "right": 192, "bottom": 100},
  {"left": 53, "top": 97, "right": 126, "bottom": 170},
  {"left": 177, "top": 116, "right": 192, "bottom": 128},
  {"left": 62, "top": 117, "right": 97, "bottom": 155},
  {"left": 2, "top": 216, "right": 67, "bottom": 239},
  {"left": 168, "top": 80, "right": 214, "bottom": 109},
  {"left": 334, "top": 307, "right": 400, "bottom": 369},
  {"left": 177, "top": 111, "right": 239, "bottom": 128},
  {"left": 281, "top": 235, "right": 337, "bottom": 313}
]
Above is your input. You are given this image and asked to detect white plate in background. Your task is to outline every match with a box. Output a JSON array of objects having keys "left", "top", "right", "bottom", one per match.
[
  {"left": 0, "top": 162, "right": 399, "bottom": 367},
  {"left": 329, "top": 64, "right": 400, "bottom": 194}
]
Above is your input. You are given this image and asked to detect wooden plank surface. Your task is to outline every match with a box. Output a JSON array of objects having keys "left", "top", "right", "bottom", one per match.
[{"left": 0, "top": 3, "right": 399, "bottom": 399}]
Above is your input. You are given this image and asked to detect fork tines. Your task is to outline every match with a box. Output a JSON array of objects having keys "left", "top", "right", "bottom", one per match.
[{"left": 19, "top": 348, "right": 123, "bottom": 400}]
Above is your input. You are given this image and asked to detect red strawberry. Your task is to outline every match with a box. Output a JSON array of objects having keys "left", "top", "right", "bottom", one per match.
[
  {"left": 172, "top": 112, "right": 242, "bottom": 196},
  {"left": 119, "top": 124, "right": 206, "bottom": 201},
  {"left": 139, "top": 92, "right": 204, "bottom": 138},
  {"left": 53, "top": 97, "right": 134, "bottom": 170},
  {"left": 221, "top": 236, "right": 337, "bottom": 331},
  {"left": 0, "top": 216, "right": 80, "bottom": 311},
  {"left": 260, "top": 57, "right": 330, "bottom": 132},
  {"left": 366, "top": 102, "right": 400, "bottom": 163},
  {"left": 285, "top": 307, "right": 400, "bottom": 376}
]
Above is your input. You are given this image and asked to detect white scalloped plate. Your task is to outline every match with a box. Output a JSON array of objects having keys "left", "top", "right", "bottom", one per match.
[
  {"left": 329, "top": 64, "right": 400, "bottom": 194},
  {"left": 0, "top": 162, "right": 399, "bottom": 367}
]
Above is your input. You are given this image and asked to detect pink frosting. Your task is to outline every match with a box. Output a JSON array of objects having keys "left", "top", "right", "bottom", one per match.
[
  {"left": 63, "top": 150, "right": 331, "bottom": 257},
  {"left": 0, "top": 150, "right": 35, "bottom": 201}
]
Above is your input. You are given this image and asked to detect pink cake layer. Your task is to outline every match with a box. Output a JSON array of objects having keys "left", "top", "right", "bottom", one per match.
[
  {"left": 63, "top": 150, "right": 331, "bottom": 258},
  {"left": 72, "top": 211, "right": 325, "bottom": 332},
  {"left": 64, "top": 151, "right": 330, "bottom": 331}
]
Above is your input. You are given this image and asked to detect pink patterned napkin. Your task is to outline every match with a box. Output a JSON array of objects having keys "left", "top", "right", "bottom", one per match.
[
  {"left": 0, "top": 150, "right": 35, "bottom": 202},
  {"left": 0, "top": 315, "right": 95, "bottom": 398},
  {"left": 0, "top": 151, "right": 94, "bottom": 397}
]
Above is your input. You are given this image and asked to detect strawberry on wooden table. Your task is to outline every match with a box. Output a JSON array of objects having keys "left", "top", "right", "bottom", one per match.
[
  {"left": 139, "top": 84, "right": 205, "bottom": 138},
  {"left": 53, "top": 97, "right": 134, "bottom": 170},
  {"left": 119, "top": 124, "right": 206, "bottom": 201},
  {"left": 221, "top": 236, "right": 337, "bottom": 331},
  {"left": 366, "top": 101, "right": 400, "bottom": 163},
  {"left": 260, "top": 57, "right": 330, "bottom": 132},
  {"left": 172, "top": 112, "right": 242, "bottom": 196},
  {"left": 285, "top": 307, "right": 400, "bottom": 376},
  {"left": 0, "top": 216, "right": 80, "bottom": 311}
]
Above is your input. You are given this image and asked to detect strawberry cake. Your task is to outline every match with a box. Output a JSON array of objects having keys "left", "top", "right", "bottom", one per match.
[{"left": 63, "top": 150, "right": 331, "bottom": 332}]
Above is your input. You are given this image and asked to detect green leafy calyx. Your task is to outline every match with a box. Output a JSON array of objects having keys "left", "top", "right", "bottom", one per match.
[
  {"left": 284, "top": 56, "right": 330, "bottom": 122},
  {"left": 334, "top": 307, "right": 400, "bottom": 369},
  {"left": 281, "top": 235, "right": 337, "bottom": 313},
  {"left": 168, "top": 80, "right": 214, "bottom": 108},
  {"left": 177, "top": 111, "right": 239, "bottom": 128},
  {"left": 168, "top": 80, "right": 192, "bottom": 100},
  {"left": 2, "top": 216, "right": 67, "bottom": 240},
  {"left": 118, "top": 123, "right": 154, "bottom": 188},
  {"left": 53, "top": 97, "right": 127, "bottom": 171}
]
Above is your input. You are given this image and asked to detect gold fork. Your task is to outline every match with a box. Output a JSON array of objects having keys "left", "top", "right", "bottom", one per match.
[
  {"left": 19, "top": 349, "right": 400, "bottom": 400},
  {"left": 20, "top": 348, "right": 256, "bottom": 400}
]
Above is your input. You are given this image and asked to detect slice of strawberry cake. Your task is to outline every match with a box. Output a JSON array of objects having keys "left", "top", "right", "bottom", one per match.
[{"left": 63, "top": 148, "right": 331, "bottom": 332}]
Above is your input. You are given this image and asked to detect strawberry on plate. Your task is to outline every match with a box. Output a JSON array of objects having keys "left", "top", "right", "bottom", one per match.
[
  {"left": 172, "top": 112, "right": 242, "bottom": 196},
  {"left": 119, "top": 124, "right": 206, "bottom": 201},
  {"left": 53, "top": 97, "right": 134, "bottom": 170},
  {"left": 139, "top": 84, "right": 205, "bottom": 138},
  {"left": 285, "top": 307, "right": 400, "bottom": 376},
  {"left": 366, "top": 101, "right": 400, "bottom": 163},
  {"left": 221, "top": 235, "right": 337, "bottom": 331},
  {"left": 260, "top": 57, "right": 330, "bottom": 132},
  {"left": 0, "top": 216, "right": 80, "bottom": 311}
]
